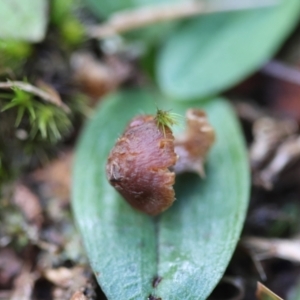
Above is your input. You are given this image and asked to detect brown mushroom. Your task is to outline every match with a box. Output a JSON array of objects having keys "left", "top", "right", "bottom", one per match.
[
  {"left": 106, "top": 115, "right": 177, "bottom": 215},
  {"left": 106, "top": 109, "right": 215, "bottom": 215}
]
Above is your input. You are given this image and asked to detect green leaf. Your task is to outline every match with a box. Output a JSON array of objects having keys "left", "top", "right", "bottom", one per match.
[
  {"left": 72, "top": 90, "right": 250, "bottom": 299},
  {"left": 157, "top": 0, "right": 300, "bottom": 99},
  {"left": 0, "top": 0, "right": 48, "bottom": 42}
]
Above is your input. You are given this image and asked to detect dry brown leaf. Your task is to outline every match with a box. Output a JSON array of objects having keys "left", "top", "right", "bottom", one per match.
[
  {"left": 0, "top": 81, "right": 70, "bottom": 112},
  {"left": 0, "top": 248, "right": 22, "bottom": 287},
  {"left": 44, "top": 267, "right": 76, "bottom": 288},
  {"left": 44, "top": 266, "right": 89, "bottom": 289},
  {"left": 174, "top": 109, "right": 215, "bottom": 177},
  {"left": 0, "top": 290, "right": 12, "bottom": 300},
  {"left": 71, "top": 52, "right": 114, "bottom": 99},
  {"left": 256, "top": 282, "right": 283, "bottom": 300},
  {"left": 10, "top": 266, "right": 37, "bottom": 300},
  {"left": 234, "top": 101, "right": 265, "bottom": 123},
  {"left": 13, "top": 183, "right": 43, "bottom": 228},
  {"left": 31, "top": 151, "right": 73, "bottom": 202},
  {"left": 259, "top": 136, "right": 300, "bottom": 189},
  {"left": 242, "top": 236, "right": 300, "bottom": 262},
  {"left": 36, "top": 80, "right": 64, "bottom": 108},
  {"left": 44, "top": 266, "right": 95, "bottom": 300},
  {"left": 262, "top": 61, "right": 300, "bottom": 122},
  {"left": 71, "top": 53, "right": 132, "bottom": 100},
  {"left": 250, "top": 117, "right": 298, "bottom": 169},
  {"left": 70, "top": 291, "right": 88, "bottom": 300}
]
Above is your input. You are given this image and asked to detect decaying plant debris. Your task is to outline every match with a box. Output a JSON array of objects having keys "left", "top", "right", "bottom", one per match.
[{"left": 1, "top": 1, "right": 300, "bottom": 300}]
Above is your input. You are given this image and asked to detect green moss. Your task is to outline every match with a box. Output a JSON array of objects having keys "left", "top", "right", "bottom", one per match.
[
  {"left": 50, "top": 0, "right": 85, "bottom": 47},
  {"left": 60, "top": 18, "right": 85, "bottom": 47},
  {"left": 1, "top": 88, "right": 72, "bottom": 142},
  {"left": 0, "top": 40, "right": 32, "bottom": 70},
  {"left": 155, "top": 108, "right": 181, "bottom": 136}
]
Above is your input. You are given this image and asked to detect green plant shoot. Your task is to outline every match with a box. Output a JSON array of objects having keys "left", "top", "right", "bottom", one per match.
[{"left": 155, "top": 109, "right": 181, "bottom": 137}]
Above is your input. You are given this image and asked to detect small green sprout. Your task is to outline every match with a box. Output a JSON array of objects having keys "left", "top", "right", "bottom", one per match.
[
  {"left": 51, "top": 0, "right": 85, "bottom": 47},
  {"left": 155, "top": 108, "right": 181, "bottom": 137},
  {"left": 1, "top": 88, "right": 36, "bottom": 126},
  {"left": 31, "top": 103, "right": 72, "bottom": 142},
  {"left": 1, "top": 87, "right": 71, "bottom": 143},
  {"left": 0, "top": 40, "right": 32, "bottom": 69}
]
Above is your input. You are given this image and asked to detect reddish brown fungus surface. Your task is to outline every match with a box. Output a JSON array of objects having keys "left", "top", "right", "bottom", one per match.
[
  {"left": 106, "top": 109, "right": 215, "bottom": 215},
  {"left": 106, "top": 115, "right": 177, "bottom": 215}
]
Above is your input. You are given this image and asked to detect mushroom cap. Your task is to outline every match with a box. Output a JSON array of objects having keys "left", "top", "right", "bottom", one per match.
[{"left": 106, "top": 115, "right": 177, "bottom": 215}]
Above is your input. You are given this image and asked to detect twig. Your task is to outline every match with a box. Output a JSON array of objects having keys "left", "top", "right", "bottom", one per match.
[
  {"left": 88, "top": 0, "right": 280, "bottom": 38},
  {"left": 259, "top": 136, "right": 300, "bottom": 189},
  {"left": 0, "top": 81, "right": 70, "bottom": 113},
  {"left": 262, "top": 60, "right": 300, "bottom": 86},
  {"left": 250, "top": 117, "right": 298, "bottom": 171},
  {"left": 10, "top": 264, "right": 38, "bottom": 300},
  {"left": 242, "top": 236, "right": 300, "bottom": 263},
  {"left": 247, "top": 250, "right": 267, "bottom": 281}
]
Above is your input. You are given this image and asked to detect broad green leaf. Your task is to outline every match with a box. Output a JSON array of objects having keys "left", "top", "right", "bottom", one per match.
[
  {"left": 0, "top": 0, "right": 48, "bottom": 42},
  {"left": 157, "top": 0, "right": 300, "bottom": 99},
  {"left": 72, "top": 90, "right": 250, "bottom": 299}
]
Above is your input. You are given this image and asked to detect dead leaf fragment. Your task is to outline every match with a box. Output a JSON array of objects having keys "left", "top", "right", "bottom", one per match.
[
  {"left": 36, "top": 80, "right": 64, "bottom": 108},
  {"left": 0, "top": 248, "right": 22, "bottom": 287},
  {"left": 250, "top": 117, "right": 298, "bottom": 169},
  {"left": 234, "top": 101, "right": 265, "bottom": 123},
  {"left": 44, "top": 266, "right": 95, "bottom": 300},
  {"left": 44, "top": 267, "right": 77, "bottom": 288},
  {"left": 256, "top": 282, "right": 283, "bottom": 300},
  {"left": 70, "top": 291, "right": 88, "bottom": 300},
  {"left": 10, "top": 266, "right": 37, "bottom": 300},
  {"left": 0, "top": 81, "right": 70, "bottom": 112},
  {"left": 174, "top": 109, "right": 215, "bottom": 177},
  {"left": 242, "top": 236, "right": 300, "bottom": 262},
  {"left": 13, "top": 183, "right": 43, "bottom": 228},
  {"left": 259, "top": 136, "right": 300, "bottom": 189},
  {"left": 0, "top": 290, "right": 12, "bottom": 300},
  {"left": 71, "top": 53, "right": 132, "bottom": 100},
  {"left": 262, "top": 61, "right": 300, "bottom": 122},
  {"left": 31, "top": 151, "right": 73, "bottom": 202}
]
